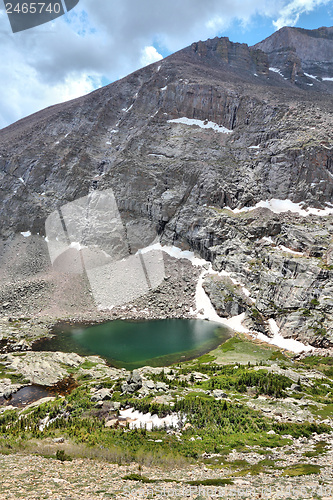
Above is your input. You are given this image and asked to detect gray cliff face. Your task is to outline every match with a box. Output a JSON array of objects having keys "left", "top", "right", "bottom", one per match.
[
  {"left": 0, "top": 27, "right": 333, "bottom": 346},
  {"left": 254, "top": 26, "right": 333, "bottom": 87}
]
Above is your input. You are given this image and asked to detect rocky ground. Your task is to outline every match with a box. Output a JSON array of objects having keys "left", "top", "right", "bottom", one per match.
[
  {"left": 0, "top": 445, "right": 333, "bottom": 500},
  {"left": 0, "top": 333, "right": 332, "bottom": 498},
  {"left": 0, "top": 252, "right": 201, "bottom": 353}
]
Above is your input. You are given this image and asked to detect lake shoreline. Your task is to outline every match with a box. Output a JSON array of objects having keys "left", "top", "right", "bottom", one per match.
[{"left": 32, "top": 318, "right": 233, "bottom": 370}]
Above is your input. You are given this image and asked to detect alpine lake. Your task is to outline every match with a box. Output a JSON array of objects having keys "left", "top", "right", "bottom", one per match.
[{"left": 33, "top": 319, "right": 233, "bottom": 370}]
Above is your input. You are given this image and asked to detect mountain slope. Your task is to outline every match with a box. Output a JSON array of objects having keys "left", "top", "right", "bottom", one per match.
[
  {"left": 0, "top": 27, "right": 333, "bottom": 348},
  {"left": 254, "top": 26, "right": 333, "bottom": 87}
]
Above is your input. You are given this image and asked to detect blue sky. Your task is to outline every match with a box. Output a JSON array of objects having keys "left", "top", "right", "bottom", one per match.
[{"left": 0, "top": 0, "right": 333, "bottom": 128}]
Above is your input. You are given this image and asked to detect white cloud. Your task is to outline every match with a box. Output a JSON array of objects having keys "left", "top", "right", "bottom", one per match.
[
  {"left": 273, "top": 0, "right": 331, "bottom": 30},
  {"left": 140, "top": 46, "right": 163, "bottom": 67},
  {"left": 0, "top": 39, "right": 101, "bottom": 129}
]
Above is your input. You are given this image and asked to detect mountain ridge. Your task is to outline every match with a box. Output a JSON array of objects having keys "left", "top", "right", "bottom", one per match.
[{"left": 0, "top": 26, "right": 332, "bottom": 348}]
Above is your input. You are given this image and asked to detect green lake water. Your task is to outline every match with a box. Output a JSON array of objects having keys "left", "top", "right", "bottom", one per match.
[{"left": 33, "top": 319, "right": 232, "bottom": 369}]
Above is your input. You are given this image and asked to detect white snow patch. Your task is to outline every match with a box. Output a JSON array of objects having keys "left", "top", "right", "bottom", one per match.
[
  {"left": 263, "top": 236, "right": 303, "bottom": 255},
  {"left": 254, "top": 319, "right": 313, "bottom": 354},
  {"left": 269, "top": 67, "right": 285, "bottom": 78},
  {"left": 148, "top": 153, "right": 165, "bottom": 157},
  {"left": 167, "top": 117, "right": 233, "bottom": 134},
  {"left": 157, "top": 65, "right": 161, "bottom": 72},
  {"left": 323, "top": 77, "right": 333, "bottom": 81},
  {"left": 278, "top": 245, "right": 303, "bottom": 256},
  {"left": 64, "top": 133, "right": 70, "bottom": 138},
  {"left": 307, "top": 83, "right": 314, "bottom": 86},
  {"left": 69, "top": 241, "right": 86, "bottom": 251},
  {"left": 119, "top": 408, "right": 181, "bottom": 430},
  {"left": 54, "top": 141, "right": 60, "bottom": 145},
  {"left": 139, "top": 242, "right": 207, "bottom": 267},
  {"left": 254, "top": 73, "right": 258, "bottom": 77},
  {"left": 160, "top": 86, "right": 167, "bottom": 91},
  {"left": 122, "top": 103, "right": 134, "bottom": 113},
  {"left": 249, "top": 145, "right": 260, "bottom": 149},
  {"left": 304, "top": 72, "right": 319, "bottom": 81},
  {"left": 21, "top": 231, "right": 31, "bottom": 238},
  {"left": 139, "top": 243, "right": 253, "bottom": 327},
  {"left": 106, "top": 141, "right": 111, "bottom": 145},
  {"left": 225, "top": 198, "right": 333, "bottom": 217},
  {"left": 19, "top": 177, "right": 25, "bottom": 184},
  {"left": 268, "top": 318, "right": 280, "bottom": 336}
]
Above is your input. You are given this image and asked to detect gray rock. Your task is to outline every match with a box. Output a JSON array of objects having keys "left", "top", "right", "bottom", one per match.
[
  {"left": 53, "top": 437, "right": 65, "bottom": 443},
  {"left": 109, "top": 401, "right": 121, "bottom": 411},
  {"left": 202, "top": 275, "right": 249, "bottom": 317},
  {"left": 90, "top": 388, "right": 113, "bottom": 402},
  {"left": 142, "top": 380, "right": 155, "bottom": 390},
  {"left": 212, "top": 389, "right": 228, "bottom": 399},
  {"left": 121, "top": 370, "right": 143, "bottom": 394},
  {"left": 155, "top": 381, "right": 168, "bottom": 391},
  {"left": 0, "top": 352, "right": 84, "bottom": 386},
  {"left": 0, "top": 378, "right": 22, "bottom": 399}
]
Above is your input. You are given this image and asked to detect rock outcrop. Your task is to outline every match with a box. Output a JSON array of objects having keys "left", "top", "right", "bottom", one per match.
[
  {"left": 254, "top": 26, "right": 333, "bottom": 87},
  {"left": 121, "top": 370, "right": 142, "bottom": 394}
]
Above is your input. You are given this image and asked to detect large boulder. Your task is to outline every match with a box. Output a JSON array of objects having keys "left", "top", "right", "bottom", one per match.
[{"left": 121, "top": 370, "right": 142, "bottom": 394}]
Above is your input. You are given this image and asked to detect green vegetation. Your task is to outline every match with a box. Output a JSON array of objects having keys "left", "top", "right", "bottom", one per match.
[
  {"left": 207, "top": 334, "right": 284, "bottom": 365},
  {"left": 0, "top": 334, "right": 332, "bottom": 479},
  {"left": 180, "top": 362, "right": 293, "bottom": 398},
  {"left": 230, "top": 458, "right": 276, "bottom": 476},
  {"left": 219, "top": 337, "right": 242, "bottom": 352},
  {"left": 298, "top": 355, "right": 333, "bottom": 380},
  {"left": 269, "top": 350, "right": 289, "bottom": 361},
  {"left": 122, "top": 473, "right": 155, "bottom": 483},
  {"left": 302, "top": 308, "right": 312, "bottom": 316},
  {"left": 55, "top": 449, "right": 72, "bottom": 461},
  {"left": 196, "top": 354, "right": 216, "bottom": 363},
  {"left": 0, "top": 362, "right": 30, "bottom": 384},
  {"left": 310, "top": 298, "right": 320, "bottom": 307},
  {"left": 186, "top": 478, "right": 233, "bottom": 486},
  {"left": 304, "top": 440, "right": 328, "bottom": 457},
  {"left": 0, "top": 381, "right": 330, "bottom": 468},
  {"left": 281, "top": 463, "right": 321, "bottom": 477}
]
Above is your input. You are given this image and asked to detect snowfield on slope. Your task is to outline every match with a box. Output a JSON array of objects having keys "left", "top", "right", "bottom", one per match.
[
  {"left": 167, "top": 117, "right": 233, "bottom": 134},
  {"left": 225, "top": 198, "right": 333, "bottom": 217}
]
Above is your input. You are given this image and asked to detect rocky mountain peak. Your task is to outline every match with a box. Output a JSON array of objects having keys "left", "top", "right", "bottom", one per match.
[
  {"left": 254, "top": 26, "right": 333, "bottom": 85},
  {"left": 188, "top": 36, "right": 269, "bottom": 76}
]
